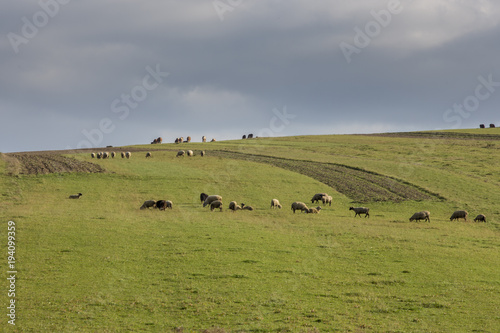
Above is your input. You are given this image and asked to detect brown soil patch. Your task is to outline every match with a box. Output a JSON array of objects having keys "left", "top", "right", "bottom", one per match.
[{"left": 5, "top": 153, "right": 106, "bottom": 175}]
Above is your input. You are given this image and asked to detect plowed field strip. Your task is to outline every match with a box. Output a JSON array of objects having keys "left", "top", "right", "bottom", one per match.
[
  {"left": 7, "top": 154, "right": 106, "bottom": 175},
  {"left": 211, "top": 150, "right": 443, "bottom": 203}
]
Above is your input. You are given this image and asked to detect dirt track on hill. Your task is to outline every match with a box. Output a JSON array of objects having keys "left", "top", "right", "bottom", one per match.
[{"left": 210, "top": 150, "right": 443, "bottom": 203}]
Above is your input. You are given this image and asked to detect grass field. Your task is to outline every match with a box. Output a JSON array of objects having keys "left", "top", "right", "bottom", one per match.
[{"left": 1, "top": 129, "right": 500, "bottom": 332}]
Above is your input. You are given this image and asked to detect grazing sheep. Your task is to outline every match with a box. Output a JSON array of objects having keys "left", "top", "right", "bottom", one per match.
[
  {"left": 248, "top": 134, "right": 254, "bottom": 139},
  {"left": 200, "top": 150, "right": 205, "bottom": 157},
  {"left": 241, "top": 203, "right": 254, "bottom": 211},
  {"left": 450, "top": 210, "right": 468, "bottom": 221},
  {"left": 271, "top": 199, "right": 282, "bottom": 209},
  {"left": 291, "top": 202, "right": 309, "bottom": 213},
  {"left": 146, "top": 152, "right": 152, "bottom": 158},
  {"left": 200, "top": 193, "right": 209, "bottom": 203},
  {"left": 350, "top": 207, "right": 370, "bottom": 218},
  {"left": 307, "top": 206, "right": 322, "bottom": 214},
  {"left": 69, "top": 193, "right": 82, "bottom": 199},
  {"left": 187, "top": 150, "right": 194, "bottom": 157},
  {"left": 490, "top": 124, "right": 496, "bottom": 128},
  {"left": 210, "top": 200, "right": 223, "bottom": 211},
  {"left": 121, "top": 152, "right": 126, "bottom": 158},
  {"left": 202, "top": 136, "right": 207, "bottom": 143},
  {"left": 111, "top": 152, "right": 116, "bottom": 158},
  {"left": 211, "top": 138, "right": 216, "bottom": 142},
  {"left": 480, "top": 124, "right": 485, "bottom": 129},
  {"left": 203, "top": 195, "right": 223, "bottom": 207},
  {"left": 229, "top": 201, "right": 242, "bottom": 211},
  {"left": 311, "top": 193, "right": 327, "bottom": 204},
  {"left": 322, "top": 195, "right": 332, "bottom": 206},
  {"left": 91, "top": 153, "right": 96, "bottom": 158},
  {"left": 151, "top": 137, "right": 162, "bottom": 144},
  {"left": 156, "top": 200, "right": 167, "bottom": 210},
  {"left": 474, "top": 214, "right": 486, "bottom": 223},
  {"left": 187, "top": 136, "right": 191, "bottom": 143},
  {"left": 409, "top": 211, "right": 431, "bottom": 222},
  {"left": 242, "top": 135, "right": 247, "bottom": 139},
  {"left": 176, "top": 150, "right": 185, "bottom": 157},
  {"left": 125, "top": 152, "right": 131, "bottom": 159},
  {"left": 140, "top": 200, "right": 156, "bottom": 210},
  {"left": 156, "top": 200, "right": 173, "bottom": 211}
]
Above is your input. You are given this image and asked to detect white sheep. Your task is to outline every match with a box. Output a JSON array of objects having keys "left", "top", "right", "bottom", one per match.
[
  {"left": 307, "top": 206, "right": 322, "bottom": 214},
  {"left": 187, "top": 150, "right": 194, "bottom": 157},
  {"left": 146, "top": 152, "right": 152, "bottom": 158},
  {"left": 140, "top": 200, "right": 156, "bottom": 210},
  {"left": 291, "top": 202, "right": 309, "bottom": 213},
  {"left": 69, "top": 193, "right": 82, "bottom": 199},
  {"left": 176, "top": 150, "right": 185, "bottom": 157},
  {"left": 203, "top": 195, "right": 223, "bottom": 207},
  {"left": 210, "top": 200, "right": 223, "bottom": 211},
  {"left": 202, "top": 136, "right": 207, "bottom": 143},
  {"left": 229, "top": 201, "right": 242, "bottom": 211},
  {"left": 91, "top": 153, "right": 96, "bottom": 158},
  {"left": 111, "top": 152, "right": 116, "bottom": 158},
  {"left": 350, "top": 207, "right": 370, "bottom": 218},
  {"left": 474, "top": 214, "right": 486, "bottom": 223},
  {"left": 271, "top": 199, "right": 282, "bottom": 209},
  {"left": 450, "top": 210, "right": 468, "bottom": 221},
  {"left": 121, "top": 152, "right": 126, "bottom": 158},
  {"left": 125, "top": 152, "right": 131, "bottom": 159},
  {"left": 409, "top": 211, "right": 430, "bottom": 222},
  {"left": 322, "top": 195, "right": 332, "bottom": 206},
  {"left": 200, "top": 151, "right": 205, "bottom": 157}
]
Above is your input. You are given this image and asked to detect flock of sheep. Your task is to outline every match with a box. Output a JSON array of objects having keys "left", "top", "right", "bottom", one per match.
[
  {"left": 137, "top": 191, "right": 487, "bottom": 222},
  {"left": 176, "top": 150, "right": 205, "bottom": 157},
  {"left": 87, "top": 150, "right": 487, "bottom": 223},
  {"left": 174, "top": 136, "right": 216, "bottom": 144},
  {"left": 91, "top": 151, "right": 132, "bottom": 159},
  {"left": 91, "top": 149, "right": 209, "bottom": 159}
]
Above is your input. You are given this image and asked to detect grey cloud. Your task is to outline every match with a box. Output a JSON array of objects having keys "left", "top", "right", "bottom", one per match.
[{"left": 1, "top": 0, "right": 499, "bottom": 152}]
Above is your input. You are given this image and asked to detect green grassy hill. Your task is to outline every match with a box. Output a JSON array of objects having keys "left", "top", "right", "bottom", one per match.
[{"left": 1, "top": 129, "right": 500, "bottom": 332}]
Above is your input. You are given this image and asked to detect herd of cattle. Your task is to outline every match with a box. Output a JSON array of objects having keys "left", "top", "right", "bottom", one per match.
[{"left": 136, "top": 192, "right": 487, "bottom": 223}]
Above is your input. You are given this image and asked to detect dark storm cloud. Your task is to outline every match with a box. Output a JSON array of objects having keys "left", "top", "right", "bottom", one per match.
[{"left": 1, "top": 0, "right": 499, "bottom": 152}]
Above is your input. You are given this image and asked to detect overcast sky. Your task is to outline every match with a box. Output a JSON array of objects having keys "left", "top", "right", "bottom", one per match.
[{"left": 1, "top": 0, "right": 499, "bottom": 152}]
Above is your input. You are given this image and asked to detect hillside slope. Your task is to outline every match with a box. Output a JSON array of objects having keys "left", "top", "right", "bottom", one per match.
[{"left": 1, "top": 130, "right": 499, "bottom": 332}]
